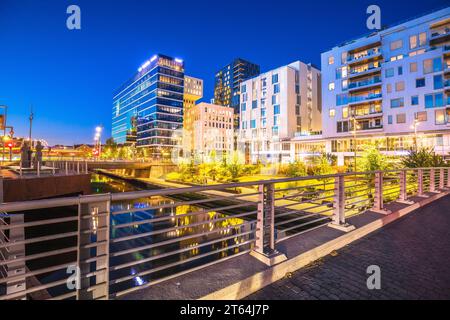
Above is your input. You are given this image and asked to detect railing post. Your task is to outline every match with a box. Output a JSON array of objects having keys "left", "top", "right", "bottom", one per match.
[
  {"left": 250, "top": 183, "right": 286, "bottom": 266},
  {"left": 439, "top": 168, "right": 445, "bottom": 189},
  {"left": 65, "top": 162, "right": 68, "bottom": 175},
  {"left": 19, "top": 161, "right": 23, "bottom": 177},
  {"left": 85, "top": 161, "right": 88, "bottom": 174},
  {"left": 372, "top": 171, "right": 391, "bottom": 214},
  {"left": 429, "top": 168, "right": 438, "bottom": 193},
  {"left": 447, "top": 168, "right": 450, "bottom": 188},
  {"left": 52, "top": 161, "right": 56, "bottom": 175},
  {"left": 397, "top": 170, "right": 414, "bottom": 204},
  {"left": 37, "top": 162, "right": 40, "bottom": 177},
  {"left": 6, "top": 213, "right": 27, "bottom": 300},
  {"left": 328, "top": 174, "right": 355, "bottom": 232},
  {"left": 77, "top": 162, "right": 80, "bottom": 174},
  {"left": 76, "top": 195, "right": 111, "bottom": 300}
]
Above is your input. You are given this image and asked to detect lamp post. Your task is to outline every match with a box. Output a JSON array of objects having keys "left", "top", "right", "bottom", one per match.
[
  {"left": 411, "top": 119, "right": 419, "bottom": 151},
  {"left": 94, "top": 126, "right": 102, "bottom": 160},
  {"left": 351, "top": 116, "right": 361, "bottom": 172}
]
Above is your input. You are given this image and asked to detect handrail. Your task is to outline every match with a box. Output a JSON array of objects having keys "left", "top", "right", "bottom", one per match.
[{"left": 1, "top": 167, "right": 448, "bottom": 213}]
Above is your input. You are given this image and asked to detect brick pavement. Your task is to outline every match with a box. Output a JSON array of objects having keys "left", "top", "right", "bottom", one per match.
[{"left": 246, "top": 195, "right": 450, "bottom": 300}]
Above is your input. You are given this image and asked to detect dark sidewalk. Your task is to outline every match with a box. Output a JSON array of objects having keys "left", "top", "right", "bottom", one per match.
[{"left": 246, "top": 195, "right": 450, "bottom": 300}]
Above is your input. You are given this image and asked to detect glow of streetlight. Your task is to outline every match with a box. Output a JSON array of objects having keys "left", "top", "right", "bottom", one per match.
[{"left": 96, "top": 126, "right": 102, "bottom": 133}]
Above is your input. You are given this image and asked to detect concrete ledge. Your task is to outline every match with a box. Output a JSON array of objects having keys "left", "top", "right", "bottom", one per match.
[{"left": 200, "top": 190, "right": 450, "bottom": 300}]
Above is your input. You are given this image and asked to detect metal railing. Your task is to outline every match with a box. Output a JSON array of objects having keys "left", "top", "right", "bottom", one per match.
[
  {"left": 0, "top": 167, "right": 449, "bottom": 300},
  {"left": 7, "top": 161, "right": 89, "bottom": 178}
]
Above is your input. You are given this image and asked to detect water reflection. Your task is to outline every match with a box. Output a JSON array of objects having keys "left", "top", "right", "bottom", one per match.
[{"left": 91, "top": 174, "right": 255, "bottom": 296}]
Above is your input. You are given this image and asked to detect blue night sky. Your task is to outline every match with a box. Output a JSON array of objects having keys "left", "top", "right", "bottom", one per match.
[{"left": 0, "top": 0, "right": 448, "bottom": 146}]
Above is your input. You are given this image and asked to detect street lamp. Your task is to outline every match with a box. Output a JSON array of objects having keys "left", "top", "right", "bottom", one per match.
[
  {"left": 93, "top": 126, "right": 103, "bottom": 159},
  {"left": 351, "top": 116, "right": 361, "bottom": 172}
]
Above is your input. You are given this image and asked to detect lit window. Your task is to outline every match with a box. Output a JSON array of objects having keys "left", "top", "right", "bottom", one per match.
[
  {"left": 395, "top": 81, "right": 405, "bottom": 92},
  {"left": 396, "top": 113, "right": 406, "bottom": 123},
  {"left": 435, "top": 109, "right": 446, "bottom": 125},
  {"left": 415, "top": 111, "right": 427, "bottom": 122},
  {"left": 329, "top": 109, "right": 336, "bottom": 117},
  {"left": 328, "top": 82, "right": 335, "bottom": 91},
  {"left": 342, "top": 107, "right": 349, "bottom": 119},
  {"left": 390, "top": 40, "right": 403, "bottom": 51},
  {"left": 328, "top": 56, "right": 334, "bottom": 65},
  {"left": 410, "top": 62, "right": 417, "bottom": 72}
]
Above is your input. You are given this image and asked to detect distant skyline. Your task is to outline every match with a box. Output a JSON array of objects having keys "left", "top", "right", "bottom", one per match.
[{"left": 0, "top": 0, "right": 448, "bottom": 145}]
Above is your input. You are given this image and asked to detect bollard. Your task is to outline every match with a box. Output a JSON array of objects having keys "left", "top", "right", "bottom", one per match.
[
  {"left": 328, "top": 174, "right": 355, "bottom": 232},
  {"left": 372, "top": 171, "right": 391, "bottom": 214}
]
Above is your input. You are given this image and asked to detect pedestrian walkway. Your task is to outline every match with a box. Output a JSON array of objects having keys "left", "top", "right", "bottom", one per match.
[{"left": 246, "top": 195, "right": 450, "bottom": 300}]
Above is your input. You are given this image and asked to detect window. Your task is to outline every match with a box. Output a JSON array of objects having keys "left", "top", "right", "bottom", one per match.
[
  {"left": 242, "top": 121, "right": 247, "bottom": 129},
  {"left": 241, "top": 84, "right": 247, "bottom": 93},
  {"left": 337, "top": 121, "right": 349, "bottom": 133},
  {"left": 435, "top": 109, "right": 446, "bottom": 125},
  {"left": 272, "top": 127, "right": 279, "bottom": 136},
  {"left": 250, "top": 119, "right": 256, "bottom": 128},
  {"left": 396, "top": 113, "right": 406, "bottom": 123},
  {"left": 416, "top": 78, "right": 425, "bottom": 88},
  {"left": 425, "top": 93, "right": 444, "bottom": 108},
  {"left": 390, "top": 40, "right": 403, "bottom": 51},
  {"left": 336, "top": 93, "right": 348, "bottom": 106},
  {"left": 261, "top": 108, "right": 266, "bottom": 117},
  {"left": 273, "top": 115, "right": 279, "bottom": 126},
  {"left": 415, "top": 111, "right": 427, "bottom": 122},
  {"left": 329, "top": 109, "right": 336, "bottom": 117},
  {"left": 388, "top": 115, "right": 393, "bottom": 124},
  {"left": 411, "top": 96, "right": 419, "bottom": 106},
  {"left": 295, "top": 105, "right": 300, "bottom": 115},
  {"left": 423, "top": 59, "right": 433, "bottom": 74},
  {"left": 419, "top": 32, "right": 427, "bottom": 46},
  {"left": 342, "top": 80, "right": 348, "bottom": 91},
  {"left": 273, "top": 83, "right": 280, "bottom": 93},
  {"left": 390, "top": 98, "right": 404, "bottom": 108},
  {"left": 241, "top": 102, "right": 246, "bottom": 111},
  {"left": 336, "top": 67, "right": 347, "bottom": 79},
  {"left": 434, "top": 75, "right": 443, "bottom": 90},
  {"left": 342, "top": 107, "right": 349, "bottom": 119},
  {"left": 387, "top": 84, "right": 392, "bottom": 93},
  {"left": 273, "top": 105, "right": 280, "bottom": 115},
  {"left": 433, "top": 57, "right": 442, "bottom": 72},
  {"left": 252, "top": 100, "right": 257, "bottom": 109},
  {"left": 398, "top": 66, "right": 403, "bottom": 75},
  {"left": 409, "top": 35, "right": 418, "bottom": 49},
  {"left": 328, "top": 82, "right": 335, "bottom": 91},
  {"left": 395, "top": 81, "right": 405, "bottom": 92},
  {"left": 410, "top": 62, "right": 417, "bottom": 72},
  {"left": 261, "top": 118, "right": 267, "bottom": 128},
  {"left": 272, "top": 74, "right": 279, "bottom": 84},
  {"left": 385, "top": 68, "right": 394, "bottom": 78},
  {"left": 328, "top": 56, "right": 334, "bottom": 65},
  {"left": 272, "top": 95, "right": 278, "bottom": 105}
]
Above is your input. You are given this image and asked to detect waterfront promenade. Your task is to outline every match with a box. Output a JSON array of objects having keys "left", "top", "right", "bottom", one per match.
[{"left": 247, "top": 194, "right": 450, "bottom": 300}]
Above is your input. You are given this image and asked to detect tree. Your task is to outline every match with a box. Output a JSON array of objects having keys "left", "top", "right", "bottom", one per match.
[
  {"left": 401, "top": 147, "right": 446, "bottom": 168},
  {"left": 358, "top": 144, "right": 389, "bottom": 172}
]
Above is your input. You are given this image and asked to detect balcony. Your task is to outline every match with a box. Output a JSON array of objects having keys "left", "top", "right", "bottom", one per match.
[
  {"left": 430, "top": 27, "right": 450, "bottom": 45},
  {"left": 348, "top": 76, "right": 382, "bottom": 93},
  {"left": 347, "top": 93, "right": 382, "bottom": 106},
  {"left": 348, "top": 64, "right": 382, "bottom": 79},
  {"left": 347, "top": 48, "right": 382, "bottom": 65}
]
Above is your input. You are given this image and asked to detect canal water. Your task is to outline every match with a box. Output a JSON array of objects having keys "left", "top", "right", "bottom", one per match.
[{"left": 90, "top": 173, "right": 255, "bottom": 297}]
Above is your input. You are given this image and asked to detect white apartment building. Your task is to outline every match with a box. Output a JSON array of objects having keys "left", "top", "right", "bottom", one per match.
[
  {"left": 185, "top": 102, "right": 234, "bottom": 162},
  {"left": 316, "top": 7, "right": 450, "bottom": 166},
  {"left": 238, "top": 61, "right": 322, "bottom": 164}
]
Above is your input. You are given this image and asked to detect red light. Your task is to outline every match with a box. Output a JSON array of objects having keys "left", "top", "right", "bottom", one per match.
[{"left": 7, "top": 142, "right": 13, "bottom": 148}]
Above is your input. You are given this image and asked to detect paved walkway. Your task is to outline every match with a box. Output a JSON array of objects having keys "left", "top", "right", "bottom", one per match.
[{"left": 246, "top": 195, "right": 450, "bottom": 300}]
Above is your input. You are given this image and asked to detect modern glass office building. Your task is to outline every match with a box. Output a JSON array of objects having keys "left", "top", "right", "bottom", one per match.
[
  {"left": 213, "top": 58, "right": 260, "bottom": 127},
  {"left": 112, "top": 54, "right": 185, "bottom": 158}
]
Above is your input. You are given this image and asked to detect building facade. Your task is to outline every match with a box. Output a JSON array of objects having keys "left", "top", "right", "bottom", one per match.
[
  {"left": 184, "top": 102, "right": 234, "bottom": 162},
  {"left": 316, "top": 7, "right": 450, "bottom": 166},
  {"left": 238, "top": 61, "right": 322, "bottom": 164},
  {"left": 112, "top": 54, "right": 185, "bottom": 158},
  {"left": 182, "top": 76, "right": 203, "bottom": 158},
  {"left": 213, "top": 58, "right": 260, "bottom": 126}
]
